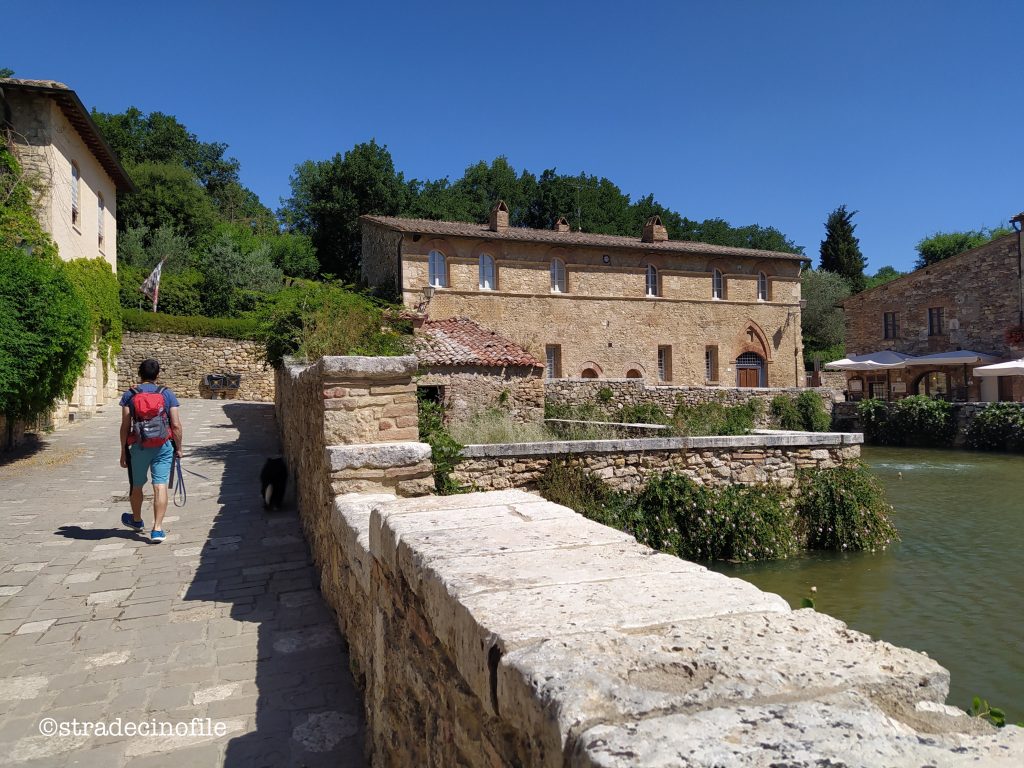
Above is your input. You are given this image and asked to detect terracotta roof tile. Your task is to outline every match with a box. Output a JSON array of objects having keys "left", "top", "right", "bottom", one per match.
[
  {"left": 361, "top": 215, "right": 807, "bottom": 261},
  {"left": 415, "top": 317, "right": 543, "bottom": 369}
]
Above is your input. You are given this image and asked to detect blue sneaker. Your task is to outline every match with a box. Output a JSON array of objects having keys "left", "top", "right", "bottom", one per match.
[
  {"left": 150, "top": 529, "right": 166, "bottom": 543},
  {"left": 121, "top": 513, "right": 144, "bottom": 532}
]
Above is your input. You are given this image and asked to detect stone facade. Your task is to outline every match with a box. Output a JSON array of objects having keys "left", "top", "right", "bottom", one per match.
[
  {"left": 419, "top": 368, "right": 545, "bottom": 424},
  {"left": 361, "top": 215, "right": 808, "bottom": 387},
  {"left": 841, "top": 233, "right": 1024, "bottom": 402},
  {"left": 452, "top": 432, "right": 862, "bottom": 493},
  {"left": 545, "top": 378, "right": 841, "bottom": 427},
  {"left": 116, "top": 332, "right": 275, "bottom": 401}
]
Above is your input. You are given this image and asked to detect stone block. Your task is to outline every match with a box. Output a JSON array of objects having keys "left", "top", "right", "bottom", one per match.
[
  {"left": 328, "top": 442, "right": 432, "bottom": 471},
  {"left": 319, "top": 355, "right": 418, "bottom": 379}
]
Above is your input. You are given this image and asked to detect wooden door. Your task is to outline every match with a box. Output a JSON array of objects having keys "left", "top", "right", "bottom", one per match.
[
  {"left": 998, "top": 376, "right": 1014, "bottom": 402},
  {"left": 738, "top": 368, "right": 760, "bottom": 388}
]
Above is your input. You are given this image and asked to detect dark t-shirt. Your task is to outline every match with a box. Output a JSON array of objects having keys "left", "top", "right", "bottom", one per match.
[{"left": 119, "top": 383, "right": 180, "bottom": 410}]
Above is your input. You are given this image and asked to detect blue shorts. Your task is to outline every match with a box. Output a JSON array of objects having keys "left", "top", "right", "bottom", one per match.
[{"left": 128, "top": 441, "right": 174, "bottom": 487}]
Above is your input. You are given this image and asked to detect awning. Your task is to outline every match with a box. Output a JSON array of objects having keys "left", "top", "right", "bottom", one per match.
[
  {"left": 973, "top": 358, "right": 1024, "bottom": 377},
  {"left": 824, "top": 350, "right": 915, "bottom": 371},
  {"left": 907, "top": 350, "right": 1001, "bottom": 366}
]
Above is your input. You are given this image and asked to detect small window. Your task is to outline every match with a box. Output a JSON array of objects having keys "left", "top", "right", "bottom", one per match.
[
  {"left": 705, "top": 346, "right": 719, "bottom": 382},
  {"left": 625, "top": 369, "right": 642, "bottom": 379},
  {"left": 928, "top": 307, "right": 944, "bottom": 336},
  {"left": 97, "top": 192, "right": 105, "bottom": 250},
  {"left": 550, "top": 258, "right": 567, "bottom": 293},
  {"left": 71, "top": 162, "right": 81, "bottom": 227},
  {"left": 646, "top": 265, "right": 659, "bottom": 297},
  {"left": 657, "top": 346, "right": 672, "bottom": 382},
  {"left": 478, "top": 254, "right": 496, "bottom": 290},
  {"left": 581, "top": 367, "right": 600, "bottom": 379},
  {"left": 428, "top": 250, "right": 447, "bottom": 288},
  {"left": 545, "top": 345, "right": 562, "bottom": 379},
  {"left": 712, "top": 268, "right": 724, "bottom": 299},
  {"left": 757, "top": 272, "right": 768, "bottom": 301},
  {"left": 883, "top": 311, "right": 899, "bottom": 339}
]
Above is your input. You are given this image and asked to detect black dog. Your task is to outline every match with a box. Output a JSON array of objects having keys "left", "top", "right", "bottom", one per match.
[{"left": 260, "top": 457, "right": 288, "bottom": 511}]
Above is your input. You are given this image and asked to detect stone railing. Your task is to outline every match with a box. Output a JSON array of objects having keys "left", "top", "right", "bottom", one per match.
[
  {"left": 452, "top": 431, "right": 862, "bottom": 492},
  {"left": 276, "top": 355, "right": 1023, "bottom": 766},
  {"left": 117, "top": 331, "right": 275, "bottom": 401}
]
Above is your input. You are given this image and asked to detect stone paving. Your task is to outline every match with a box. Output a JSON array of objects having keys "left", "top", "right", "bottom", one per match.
[{"left": 0, "top": 400, "right": 365, "bottom": 767}]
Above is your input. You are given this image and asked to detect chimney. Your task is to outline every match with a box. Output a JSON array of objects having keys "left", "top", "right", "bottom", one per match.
[
  {"left": 641, "top": 215, "right": 668, "bottom": 243},
  {"left": 489, "top": 200, "right": 509, "bottom": 232},
  {"left": 554, "top": 216, "right": 570, "bottom": 233}
]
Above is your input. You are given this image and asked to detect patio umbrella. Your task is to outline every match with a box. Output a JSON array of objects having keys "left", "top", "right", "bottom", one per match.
[
  {"left": 824, "top": 350, "right": 915, "bottom": 371},
  {"left": 908, "top": 350, "right": 1001, "bottom": 366},
  {"left": 973, "top": 358, "right": 1024, "bottom": 377}
]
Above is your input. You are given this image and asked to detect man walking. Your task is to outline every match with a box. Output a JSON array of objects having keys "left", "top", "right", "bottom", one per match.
[{"left": 119, "top": 358, "right": 183, "bottom": 542}]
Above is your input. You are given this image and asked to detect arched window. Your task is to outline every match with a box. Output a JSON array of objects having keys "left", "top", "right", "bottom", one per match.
[
  {"left": 428, "top": 250, "right": 447, "bottom": 288},
  {"left": 479, "top": 254, "right": 496, "bottom": 290},
  {"left": 581, "top": 368, "right": 599, "bottom": 379},
  {"left": 550, "top": 258, "right": 567, "bottom": 293},
  {"left": 915, "top": 371, "right": 950, "bottom": 398},
  {"left": 712, "top": 268, "right": 724, "bottom": 299},
  {"left": 71, "top": 162, "right": 81, "bottom": 227},
  {"left": 97, "top": 192, "right": 105, "bottom": 249},
  {"left": 646, "top": 265, "right": 659, "bottom": 297},
  {"left": 625, "top": 369, "right": 643, "bottom": 379},
  {"left": 757, "top": 272, "right": 768, "bottom": 301}
]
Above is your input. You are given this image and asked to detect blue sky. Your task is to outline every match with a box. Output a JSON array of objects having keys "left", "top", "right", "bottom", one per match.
[{"left": 6, "top": 0, "right": 1022, "bottom": 272}]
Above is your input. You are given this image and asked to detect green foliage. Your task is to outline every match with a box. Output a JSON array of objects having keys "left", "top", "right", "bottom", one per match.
[
  {"left": 267, "top": 232, "right": 318, "bottom": 278},
  {"left": 796, "top": 465, "right": 899, "bottom": 552},
  {"left": 864, "top": 265, "right": 905, "bottom": 290},
  {"left": 801, "top": 269, "right": 851, "bottom": 366},
  {"left": 199, "top": 233, "right": 283, "bottom": 316},
  {"left": 618, "top": 403, "right": 667, "bottom": 425},
  {"left": 118, "top": 265, "right": 204, "bottom": 316},
  {"left": 796, "top": 391, "right": 831, "bottom": 432},
  {"left": 417, "top": 394, "right": 464, "bottom": 495},
  {"left": 448, "top": 409, "right": 551, "bottom": 445},
  {"left": 121, "top": 308, "right": 261, "bottom": 340},
  {"left": 967, "top": 696, "right": 1020, "bottom": 728},
  {"left": 0, "top": 245, "right": 91, "bottom": 423},
  {"left": 117, "top": 163, "right": 219, "bottom": 248},
  {"left": 670, "top": 399, "right": 760, "bottom": 436},
  {"left": 535, "top": 458, "right": 633, "bottom": 529},
  {"left": 857, "top": 396, "right": 955, "bottom": 447},
  {"left": 63, "top": 258, "right": 122, "bottom": 374},
  {"left": 771, "top": 395, "right": 803, "bottom": 430},
  {"left": 257, "top": 281, "right": 410, "bottom": 368},
  {"left": 965, "top": 403, "right": 1024, "bottom": 452},
  {"left": 544, "top": 401, "right": 608, "bottom": 421},
  {"left": 596, "top": 386, "right": 614, "bottom": 404},
  {"left": 915, "top": 227, "right": 1012, "bottom": 270},
  {"left": 819, "top": 205, "right": 866, "bottom": 292}
]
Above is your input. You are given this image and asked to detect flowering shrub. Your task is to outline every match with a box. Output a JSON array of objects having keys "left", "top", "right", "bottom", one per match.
[
  {"left": 965, "top": 403, "right": 1024, "bottom": 452},
  {"left": 796, "top": 465, "right": 899, "bottom": 551}
]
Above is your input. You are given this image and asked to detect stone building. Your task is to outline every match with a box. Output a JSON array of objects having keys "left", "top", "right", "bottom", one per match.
[
  {"left": 413, "top": 316, "right": 545, "bottom": 424},
  {"left": 838, "top": 227, "right": 1024, "bottom": 402},
  {"left": 361, "top": 205, "right": 809, "bottom": 387},
  {"left": 1, "top": 78, "right": 135, "bottom": 428}
]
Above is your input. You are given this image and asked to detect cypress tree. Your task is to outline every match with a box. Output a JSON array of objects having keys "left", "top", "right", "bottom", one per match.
[{"left": 819, "top": 205, "right": 866, "bottom": 292}]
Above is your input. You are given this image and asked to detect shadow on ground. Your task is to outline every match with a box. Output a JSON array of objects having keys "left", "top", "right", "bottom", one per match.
[{"left": 181, "top": 402, "right": 365, "bottom": 767}]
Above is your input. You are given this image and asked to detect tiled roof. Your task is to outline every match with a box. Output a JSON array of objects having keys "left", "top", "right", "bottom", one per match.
[
  {"left": 361, "top": 215, "right": 807, "bottom": 261},
  {"left": 0, "top": 78, "right": 136, "bottom": 193},
  {"left": 415, "top": 317, "right": 543, "bottom": 369}
]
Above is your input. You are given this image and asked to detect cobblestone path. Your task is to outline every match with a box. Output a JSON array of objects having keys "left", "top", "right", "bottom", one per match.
[{"left": 0, "top": 400, "right": 364, "bottom": 767}]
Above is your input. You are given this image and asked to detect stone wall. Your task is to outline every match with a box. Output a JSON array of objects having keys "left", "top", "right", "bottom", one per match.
[
  {"left": 452, "top": 432, "right": 862, "bottom": 493},
  {"left": 545, "top": 378, "right": 842, "bottom": 426},
  {"left": 117, "top": 331, "right": 275, "bottom": 401},
  {"left": 418, "top": 367, "right": 545, "bottom": 424}
]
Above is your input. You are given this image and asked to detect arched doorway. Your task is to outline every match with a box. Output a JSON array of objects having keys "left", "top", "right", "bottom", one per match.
[
  {"left": 736, "top": 352, "right": 765, "bottom": 388},
  {"left": 581, "top": 368, "right": 600, "bottom": 379},
  {"left": 625, "top": 369, "right": 642, "bottom": 379},
  {"left": 914, "top": 370, "right": 950, "bottom": 398}
]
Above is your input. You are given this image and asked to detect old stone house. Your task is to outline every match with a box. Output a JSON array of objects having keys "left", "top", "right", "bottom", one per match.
[
  {"left": 414, "top": 316, "right": 544, "bottom": 424},
  {"left": 362, "top": 204, "right": 808, "bottom": 388},
  {"left": 1, "top": 78, "right": 135, "bottom": 425},
  {"left": 838, "top": 226, "right": 1024, "bottom": 402}
]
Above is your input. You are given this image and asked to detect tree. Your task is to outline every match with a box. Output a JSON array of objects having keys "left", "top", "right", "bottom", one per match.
[
  {"left": 199, "top": 233, "right": 282, "bottom": 316},
  {"left": 116, "top": 163, "right": 219, "bottom": 249},
  {"left": 914, "top": 226, "right": 1012, "bottom": 269},
  {"left": 0, "top": 68, "right": 14, "bottom": 79},
  {"left": 864, "top": 265, "right": 904, "bottom": 290},
  {"left": 819, "top": 205, "right": 866, "bottom": 292},
  {"left": 279, "top": 140, "right": 407, "bottom": 280},
  {"left": 801, "top": 269, "right": 851, "bottom": 366}
]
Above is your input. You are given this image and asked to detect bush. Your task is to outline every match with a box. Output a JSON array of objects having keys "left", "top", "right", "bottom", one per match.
[
  {"left": 965, "top": 403, "right": 1024, "bottom": 452},
  {"left": 857, "top": 396, "right": 955, "bottom": 447},
  {"left": 618, "top": 403, "right": 667, "bottom": 425},
  {"left": 671, "top": 399, "right": 759, "bottom": 436},
  {"left": 417, "top": 394, "right": 464, "bottom": 495},
  {"left": 770, "top": 395, "right": 803, "bottom": 430},
  {"left": 118, "top": 265, "right": 205, "bottom": 316},
  {"left": 64, "top": 257, "right": 122, "bottom": 376},
  {"left": 122, "top": 309, "right": 261, "bottom": 340},
  {"left": 796, "top": 391, "right": 831, "bottom": 432},
  {"left": 856, "top": 398, "right": 893, "bottom": 444},
  {"left": 448, "top": 409, "right": 551, "bottom": 445},
  {"left": 796, "top": 465, "right": 899, "bottom": 551},
  {"left": 536, "top": 458, "right": 629, "bottom": 528}
]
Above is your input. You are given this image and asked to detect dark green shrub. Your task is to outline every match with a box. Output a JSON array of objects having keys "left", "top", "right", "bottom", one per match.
[
  {"left": 671, "top": 400, "right": 758, "bottom": 436},
  {"left": 857, "top": 398, "right": 894, "bottom": 444},
  {"left": 596, "top": 386, "right": 614, "bottom": 404},
  {"left": 536, "top": 458, "right": 627, "bottom": 527},
  {"left": 965, "top": 403, "right": 1024, "bottom": 452},
  {"left": 64, "top": 257, "right": 122, "bottom": 375},
  {"left": 118, "top": 265, "right": 204, "bottom": 316},
  {"left": 770, "top": 395, "right": 802, "bottom": 430},
  {"left": 796, "top": 465, "right": 899, "bottom": 551},
  {"left": 417, "top": 394, "right": 464, "bottom": 495},
  {"left": 122, "top": 309, "right": 261, "bottom": 340},
  {"left": 796, "top": 391, "right": 831, "bottom": 432},
  {"left": 544, "top": 401, "right": 608, "bottom": 422},
  {"left": 618, "top": 403, "right": 667, "bottom": 424},
  {"left": 892, "top": 395, "right": 955, "bottom": 447}
]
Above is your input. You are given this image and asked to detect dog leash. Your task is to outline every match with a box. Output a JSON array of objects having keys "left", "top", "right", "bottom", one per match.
[{"left": 169, "top": 454, "right": 186, "bottom": 507}]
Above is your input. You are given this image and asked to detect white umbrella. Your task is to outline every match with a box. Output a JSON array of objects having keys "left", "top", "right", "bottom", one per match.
[
  {"left": 824, "top": 350, "right": 915, "bottom": 371},
  {"left": 909, "top": 350, "right": 1001, "bottom": 366},
  {"left": 973, "top": 358, "right": 1024, "bottom": 377}
]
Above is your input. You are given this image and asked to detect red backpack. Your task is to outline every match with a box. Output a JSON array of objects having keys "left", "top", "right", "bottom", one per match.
[{"left": 127, "top": 386, "right": 171, "bottom": 448}]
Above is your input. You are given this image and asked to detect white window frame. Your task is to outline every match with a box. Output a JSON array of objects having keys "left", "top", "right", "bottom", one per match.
[
  {"left": 712, "top": 268, "right": 724, "bottom": 300},
  {"left": 646, "top": 264, "right": 659, "bottom": 297},
  {"left": 71, "top": 161, "right": 81, "bottom": 228},
  {"left": 479, "top": 254, "right": 496, "bottom": 290},
  {"left": 657, "top": 346, "right": 671, "bottom": 382},
  {"left": 545, "top": 344, "right": 561, "bottom": 379},
  {"left": 428, "top": 250, "right": 447, "bottom": 288},
  {"left": 757, "top": 271, "right": 768, "bottom": 301},
  {"left": 550, "top": 258, "right": 567, "bottom": 293}
]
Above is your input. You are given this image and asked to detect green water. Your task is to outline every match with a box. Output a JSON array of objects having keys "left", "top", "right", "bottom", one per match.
[{"left": 711, "top": 446, "right": 1024, "bottom": 723}]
